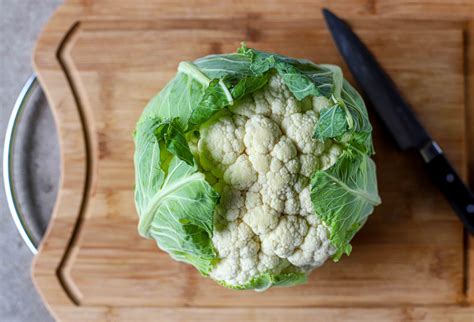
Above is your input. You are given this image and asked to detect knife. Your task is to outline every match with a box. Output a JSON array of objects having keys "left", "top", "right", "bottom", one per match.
[{"left": 322, "top": 8, "right": 474, "bottom": 234}]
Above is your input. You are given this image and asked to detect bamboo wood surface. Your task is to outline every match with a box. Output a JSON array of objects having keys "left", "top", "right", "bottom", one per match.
[{"left": 32, "top": 0, "right": 474, "bottom": 320}]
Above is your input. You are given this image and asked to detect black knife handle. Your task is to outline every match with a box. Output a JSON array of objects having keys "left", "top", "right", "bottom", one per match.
[{"left": 421, "top": 141, "right": 474, "bottom": 234}]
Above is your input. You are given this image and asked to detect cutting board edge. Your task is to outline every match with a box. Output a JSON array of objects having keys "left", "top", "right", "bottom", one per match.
[{"left": 31, "top": 2, "right": 88, "bottom": 318}]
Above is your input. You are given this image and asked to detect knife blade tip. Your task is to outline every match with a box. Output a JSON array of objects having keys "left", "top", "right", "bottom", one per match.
[
  {"left": 321, "top": 8, "right": 333, "bottom": 18},
  {"left": 321, "top": 8, "right": 334, "bottom": 22},
  {"left": 322, "top": 8, "right": 349, "bottom": 30}
]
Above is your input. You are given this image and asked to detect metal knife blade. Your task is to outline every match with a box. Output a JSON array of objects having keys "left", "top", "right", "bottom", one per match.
[
  {"left": 322, "top": 8, "right": 474, "bottom": 234},
  {"left": 322, "top": 8, "right": 430, "bottom": 151}
]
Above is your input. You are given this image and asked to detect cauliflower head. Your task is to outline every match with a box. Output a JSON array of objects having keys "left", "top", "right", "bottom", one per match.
[{"left": 134, "top": 45, "right": 381, "bottom": 291}]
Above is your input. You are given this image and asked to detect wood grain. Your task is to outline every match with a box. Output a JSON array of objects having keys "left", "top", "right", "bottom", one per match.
[
  {"left": 32, "top": 0, "right": 474, "bottom": 320},
  {"left": 55, "top": 307, "right": 474, "bottom": 322},
  {"left": 377, "top": 0, "right": 474, "bottom": 19}
]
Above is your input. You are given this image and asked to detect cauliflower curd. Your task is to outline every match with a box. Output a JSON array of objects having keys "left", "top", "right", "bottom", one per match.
[
  {"left": 134, "top": 45, "right": 381, "bottom": 291},
  {"left": 195, "top": 75, "right": 338, "bottom": 287}
]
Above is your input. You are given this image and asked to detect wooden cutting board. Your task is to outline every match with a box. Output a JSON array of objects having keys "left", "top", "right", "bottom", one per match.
[{"left": 33, "top": 0, "right": 474, "bottom": 320}]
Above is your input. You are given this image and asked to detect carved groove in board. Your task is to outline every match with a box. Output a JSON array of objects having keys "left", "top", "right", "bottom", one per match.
[{"left": 55, "top": 21, "right": 91, "bottom": 306}]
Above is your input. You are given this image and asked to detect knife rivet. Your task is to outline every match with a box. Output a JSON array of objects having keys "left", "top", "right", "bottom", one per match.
[
  {"left": 446, "top": 174, "right": 454, "bottom": 183},
  {"left": 467, "top": 204, "right": 474, "bottom": 214}
]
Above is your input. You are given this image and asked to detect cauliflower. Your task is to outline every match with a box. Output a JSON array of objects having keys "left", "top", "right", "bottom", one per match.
[{"left": 134, "top": 45, "right": 381, "bottom": 291}]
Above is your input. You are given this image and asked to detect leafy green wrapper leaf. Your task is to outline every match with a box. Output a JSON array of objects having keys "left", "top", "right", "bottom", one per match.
[
  {"left": 314, "top": 104, "right": 348, "bottom": 140},
  {"left": 194, "top": 52, "right": 253, "bottom": 80},
  {"left": 274, "top": 62, "right": 321, "bottom": 100},
  {"left": 136, "top": 156, "right": 219, "bottom": 274},
  {"left": 190, "top": 51, "right": 267, "bottom": 125},
  {"left": 310, "top": 150, "right": 381, "bottom": 261},
  {"left": 134, "top": 118, "right": 166, "bottom": 214},
  {"left": 341, "top": 80, "right": 373, "bottom": 153},
  {"left": 154, "top": 119, "right": 194, "bottom": 166},
  {"left": 271, "top": 272, "right": 308, "bottom": 287},
  {"left": 189, "top": 79, "right": 232, "bottom": 126},
  {"left": 231, "top": 74, "right": 268, "bottom": 100},
  {"left": 141, "top": 69, "right": 207, "bottom": 129},
  {"left": 250, "top": 55, "right": 276, "bottom": 74}
]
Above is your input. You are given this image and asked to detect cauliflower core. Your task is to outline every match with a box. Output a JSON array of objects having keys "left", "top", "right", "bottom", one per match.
[{"left": 195, "top": 74, "right": 339, "bottom": 287}]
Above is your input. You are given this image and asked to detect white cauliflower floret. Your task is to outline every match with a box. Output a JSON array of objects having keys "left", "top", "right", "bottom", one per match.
[
  {"left": 312, "top": 96, "right": 331, "bottom": 113},
  {"left": 266, "top": 160, "right": 294, "bottom": 192},
  {"left": 217, "top": 187, "right": 244, "bottom": 221},
  {"left": 243, "top": 205, "right": 279, "bottom": 235},
  {"left": 294, "top": 175, "right": 310, "bottom": 194},
  {"left": 210, "top": 221, "right": 260, "bottom": 285},
  {"left": 286, "top": 158, "right": 301, "bottom": 174},
  {"left": 284, "top": 189, "right": 300, "bottom": 215},
  {"left": 245, "top": 184, "right": 263, "bottom": 210},
  {"left": 288, "top": 225, "right": 335, "bottom": 267},
  {"left": 230, "top": 94, "right": 271, "bottom": 117},
  {"left": 300, "top": 154, "right": 319, "bottom": 178},
  {"left": 244, "top": 115, "right": 281, "bottom": 154},
  {"left": 261, "top": 215, "right": 308, "bottom": 258},
  {"left": 212, "top": 221, "right": 252, "bottom": 257},
  {"left": 223, "top": 155, "right": 256, "bottom": 190},
  {"left": 249, "top": 154, "right": 271, "bottom": 174},
  {"left": 299, "top": 187, "right": 313, "bottom": 215},
  {"left": 198, "top": 114, "right": 245, "bottom": 177},
  {"left": 261, "top": 188, "right": 286, "bottom": 213},
  {"left": 282, "top": 111, "right": 324, "bottom": 154},
  {"left": 197, "top": 74, "right": 341, "bottom": 287},
  {"left": 321, "top": 144, "right": 343, "bottom": 170},
  {"left": 264, "top": 73, "right": 304, "bottom": 122},
  {"left": 257, "top": 253, "right": 281, "bottom": 272},
  {"left": 271, "top": 136, "right": 297, "bottom": 162},
  {"left": 305, "top": 212, "right": 321, "bottom": 226}
]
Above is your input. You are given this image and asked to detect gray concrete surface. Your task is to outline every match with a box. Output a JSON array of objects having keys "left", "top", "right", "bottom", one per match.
[{"left": 1, "top": 1, "right": 62, "bottom": 321}]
